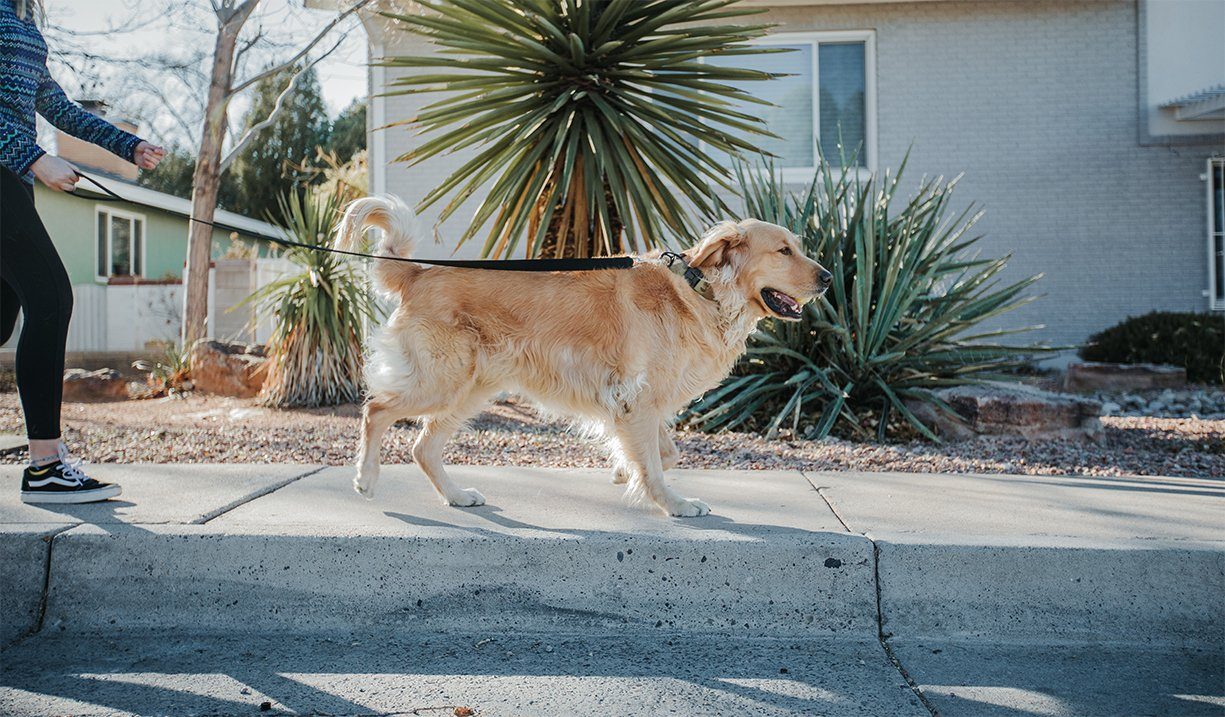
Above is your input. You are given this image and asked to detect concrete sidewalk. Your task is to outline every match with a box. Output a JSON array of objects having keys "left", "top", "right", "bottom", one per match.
[{"left": 0, "top": 464, "right": 1222, "bottom": 716}]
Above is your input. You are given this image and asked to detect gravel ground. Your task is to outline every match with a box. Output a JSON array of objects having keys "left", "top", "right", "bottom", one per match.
[{"left": 1, "top": 391, "right": 1221, "bottom": 478}]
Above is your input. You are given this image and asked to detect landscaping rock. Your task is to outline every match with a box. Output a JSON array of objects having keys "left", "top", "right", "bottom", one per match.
[
  {"left": 1064, "top": 362, "right": 1186, "bottom": 393},
  {"left": 909, "top": 383, "right": 1102, "bottom": 442},
  {"left": 61, "top": 368, "right": 128, "bottom": 402},
  {"left": 189, "top": 341, "right": 267, "bottom": 398},
  {"left": 1088, "top": 387, "right": 1225, "bottom": 419}
]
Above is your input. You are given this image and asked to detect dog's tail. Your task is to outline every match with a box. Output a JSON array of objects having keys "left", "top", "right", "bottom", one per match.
[
  {"left": 333, "top": 195, "right": 422, "bottom": 296},
  {"left": 334, "top": 195, "right": 420, "bottom": 258}
]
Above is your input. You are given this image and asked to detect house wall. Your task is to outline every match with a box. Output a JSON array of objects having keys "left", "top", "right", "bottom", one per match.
[
  {"left": 767, "top": 0, "right": 1219, "bottom": 350},
  {"left": 32, "top": 186, "right": 256, "bottom": 285},
  {"left": 370, "top": 0, "right": 1222, "bottom": 349},
  {"left": 367, "top": 29, "right": 497, "bottom": 261}
]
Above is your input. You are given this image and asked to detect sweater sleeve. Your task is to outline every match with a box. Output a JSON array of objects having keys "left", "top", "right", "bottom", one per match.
[
  {"left": 0, "top": 113, "right": 45, "bottom": 175},
  {"left": 34, "top": 75, "right": 142, "bottom": 163}
]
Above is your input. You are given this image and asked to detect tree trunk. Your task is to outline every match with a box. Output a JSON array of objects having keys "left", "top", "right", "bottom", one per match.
[
  {"left": 182, "top": 5, "right": 256, "bottom": 344},
  {"left": 537, "top": 181, "right": 622, "bottom": 259}
]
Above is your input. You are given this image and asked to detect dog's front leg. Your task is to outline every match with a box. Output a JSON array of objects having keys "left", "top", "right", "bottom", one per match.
[{"left": 615, "top": 414, "right": 709, "bottom": 518}]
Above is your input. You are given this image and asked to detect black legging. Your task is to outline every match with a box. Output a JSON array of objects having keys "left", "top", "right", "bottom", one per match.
[{"left": 1, "top": 166, "right": 73, "bottom": 440}]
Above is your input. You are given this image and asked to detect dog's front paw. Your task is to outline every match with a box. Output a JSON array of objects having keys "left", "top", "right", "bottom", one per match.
[
  {"left": 353, "top": 472, "right": 377, "bottom": 500},
  {"left": 448, "top": 487, "right": 486, "bottom": 508},
  {"left": 669, "top": 498, "right": 710, "bottom": 518},
  {"left": 611, "top": 465, "right": 629, "bottom": 485}
]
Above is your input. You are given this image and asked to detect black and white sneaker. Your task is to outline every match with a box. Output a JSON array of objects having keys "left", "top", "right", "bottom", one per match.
[{"left": 20, "top": 446, "right": 121, "bottom": 504}]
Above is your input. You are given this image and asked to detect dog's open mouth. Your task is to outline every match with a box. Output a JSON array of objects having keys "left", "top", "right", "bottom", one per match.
[{"left": 761, "top": 288, "right": 803, "bottom": 320}]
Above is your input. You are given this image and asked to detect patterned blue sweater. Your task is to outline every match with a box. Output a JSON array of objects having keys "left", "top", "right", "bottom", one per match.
[{"left": 1, "top": 0, "right": 142, "bottom": 183}]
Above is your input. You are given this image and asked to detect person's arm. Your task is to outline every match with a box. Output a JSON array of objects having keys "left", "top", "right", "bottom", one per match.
[{"left": 34, "top": 74, "right": 143, "bottom": 163}]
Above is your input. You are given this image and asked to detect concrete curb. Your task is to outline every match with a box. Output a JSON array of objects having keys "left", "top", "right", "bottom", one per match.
[
  {"left": 42, "top": 525, "right": 878, "bottom": 637},
  {"left": 0, "top": 525, "right": 69, "bottom": 645},
  {"left": 875, "top": 536, "right": 1225, "bottom": 648},
  {"left": 19, "top": 524, "right": 1224, "bottom": 650}
]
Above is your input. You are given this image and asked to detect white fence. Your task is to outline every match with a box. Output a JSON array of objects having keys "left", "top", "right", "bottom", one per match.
[
  {"left": 208, "top": 258, "right": 294, "bottom": 345},
  {"left": 66, "top": 283, "right": 183, "bottom": 353}
]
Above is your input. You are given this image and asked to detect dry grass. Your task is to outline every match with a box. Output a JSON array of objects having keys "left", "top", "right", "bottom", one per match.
[{"left": 1, "top": 391, "right": 1220, "bottom": 479}]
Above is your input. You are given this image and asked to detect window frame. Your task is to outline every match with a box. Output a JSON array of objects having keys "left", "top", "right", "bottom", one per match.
[
  {"left": 94, "top": 205, "right": 147, "bottom": 282},
  {"left": 1209, "top": 157, "right": 1224, "bottom": 311},
  {"left": 721, "top": 30, "right": 878, "bottom": 182}
]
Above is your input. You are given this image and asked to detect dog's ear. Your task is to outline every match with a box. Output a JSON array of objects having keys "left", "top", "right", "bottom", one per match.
[{"left": 686, "top": 221, "right": 745, "bottom": 269}]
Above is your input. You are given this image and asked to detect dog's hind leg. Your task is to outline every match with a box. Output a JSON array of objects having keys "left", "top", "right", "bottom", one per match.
[
  {"left": 659, "top": 423, "right": 680, "bottom": 472},
  {"left": 413, "top": 389, "right": 494, "bottom": 508},
  {"left": 615, "top": 413, "right": 709, "bottom": 517},
  {"left": 354, "top": 398, "right": 411, "bottom": 499},
  {"left": 612, "top": 421, "right": 679, "bottom": 484}
]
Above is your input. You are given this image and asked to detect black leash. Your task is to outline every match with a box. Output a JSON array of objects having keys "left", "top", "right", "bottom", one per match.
[{"left": 70, "top": 173, "right": 636, "bottom": 272}]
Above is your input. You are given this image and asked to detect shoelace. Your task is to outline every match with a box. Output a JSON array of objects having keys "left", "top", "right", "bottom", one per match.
[{"left": 56, "top": 444, "right": 88, "bottom": 484}]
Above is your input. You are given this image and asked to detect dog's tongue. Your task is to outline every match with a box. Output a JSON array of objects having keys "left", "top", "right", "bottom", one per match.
[{"left": 769, "top": 289, "right": 799, "bottom": 314}]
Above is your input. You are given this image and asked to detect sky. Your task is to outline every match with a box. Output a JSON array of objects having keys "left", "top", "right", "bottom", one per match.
[{"left": 46, "top": 0, "right": 370, "bottom": 146}]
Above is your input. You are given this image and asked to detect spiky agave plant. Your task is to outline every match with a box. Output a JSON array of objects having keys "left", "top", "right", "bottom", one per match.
[
  {"left": 685, "top": 155, "right": 1049, "bottom": 441},
  {"left": 382, "top": 0, "right": 784, "bottom": 258},
  {"left": 249, "top": 189, "right": 381, "bottom": 407}
]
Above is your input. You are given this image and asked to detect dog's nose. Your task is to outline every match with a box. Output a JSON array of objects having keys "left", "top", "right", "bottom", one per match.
[{"left": 817, "top": 269, "right": 833, "bottom": 287}]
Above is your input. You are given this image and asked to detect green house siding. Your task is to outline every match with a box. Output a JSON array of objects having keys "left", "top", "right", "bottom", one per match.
[{"left": 33, "top": 185, "right": 272, "bottom": 285}]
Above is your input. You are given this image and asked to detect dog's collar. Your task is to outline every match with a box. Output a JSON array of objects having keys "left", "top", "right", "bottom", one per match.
[{"left": 660, "top": 252, "right": 714, "bottom": 301}]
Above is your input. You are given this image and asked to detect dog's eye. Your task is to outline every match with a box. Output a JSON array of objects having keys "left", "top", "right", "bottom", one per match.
[{"left": 778, "top": 247, "right": 793, "bottom": 256}]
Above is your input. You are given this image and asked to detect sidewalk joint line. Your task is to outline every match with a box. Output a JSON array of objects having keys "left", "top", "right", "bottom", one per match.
[
  {"left": 800, "top": 470, "right": 853, "bottom": 533},
  {"left": 193, "top": 466, "right": 326, "bottom": 524},
  {"left": 872, "top": 541, "right": 941, "bottom": 716},
  {"left": 800, "top": 470, "right": 938, "bottom": 715}
]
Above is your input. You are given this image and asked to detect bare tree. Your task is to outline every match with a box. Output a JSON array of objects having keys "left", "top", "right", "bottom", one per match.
[
  {"left": 181, "top": 0, "right": 373, "bottom": 343},
  {"left": 43, "top": 3, "right": 213, "bottom": 149},
  {"left": 44, "top": 0, "right": 372, "bottom": 342}
]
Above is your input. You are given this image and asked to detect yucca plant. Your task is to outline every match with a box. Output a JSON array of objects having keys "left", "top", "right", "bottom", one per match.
[
  {"left": 132, "top": 341, "right": 195, "bottom": 398},
  {"left": 248, "top": 189, "right": 381, "bottom": 407},
  {"left": 685, "top": 155, "right": 1049, "bottom": 441},
  {"left": 381, "top": 0, "right": 784, "bottom": 258}
]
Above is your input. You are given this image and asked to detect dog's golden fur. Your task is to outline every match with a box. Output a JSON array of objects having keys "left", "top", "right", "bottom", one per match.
[{"left": 335, "top": 195, "right": 828, "bottom": 516}]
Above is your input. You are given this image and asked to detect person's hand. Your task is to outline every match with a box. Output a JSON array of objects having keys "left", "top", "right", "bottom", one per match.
[
  {"left": 133, "top": 141, "right": 165, "bottom": 170},
  {"left": 30, "top": 155, "right": 79, "bottom": 192}
]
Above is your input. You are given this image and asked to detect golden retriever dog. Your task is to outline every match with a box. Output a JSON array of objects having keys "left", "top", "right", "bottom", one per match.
[{"left": 334, "top": 196, "right": 831, "bottom": 517}]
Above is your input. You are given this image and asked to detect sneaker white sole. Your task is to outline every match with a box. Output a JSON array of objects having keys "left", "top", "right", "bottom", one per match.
[{"left": 21, "top": 484, "right": 122, "bottom": 504}]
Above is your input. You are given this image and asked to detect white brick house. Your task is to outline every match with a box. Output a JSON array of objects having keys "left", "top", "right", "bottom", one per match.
[{"left": 317, "top": 0, "right": 1225, "bottom": 350}]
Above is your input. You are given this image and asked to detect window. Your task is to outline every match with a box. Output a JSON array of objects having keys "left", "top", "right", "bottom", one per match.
[
  {"left": 1210, "top": 158, "right": 1224, "bottom": 310},
  {"left": 95, "top": 207, "right": 145, "bottom": 280},
  {"left": 704, "top": 31, "right": 876, "bottom": 177}
]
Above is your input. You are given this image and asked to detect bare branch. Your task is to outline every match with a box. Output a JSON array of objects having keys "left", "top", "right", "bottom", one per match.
[
  {"left": 219, "top": 36, "right": 345, "bottom": 173},
  {"left": 131, "top": 76, "right": 199, "bottom": 144},
  {"left": 47, "top": 17, "right": 144, "bottom": 38},
  {"left": 232, "top": 27, "right": 266, "bottom": 74},
  {"left": 229, "top": 0, "right": 373, "bottom": 95}
]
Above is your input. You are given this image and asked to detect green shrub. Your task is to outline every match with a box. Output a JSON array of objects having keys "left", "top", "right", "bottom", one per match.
[
  {"left": 683, "top": 156, "right": 1048, "bottom": 440},
  {"left": 1079, "top": 312, "right": 1224, "bottom": 385}
]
